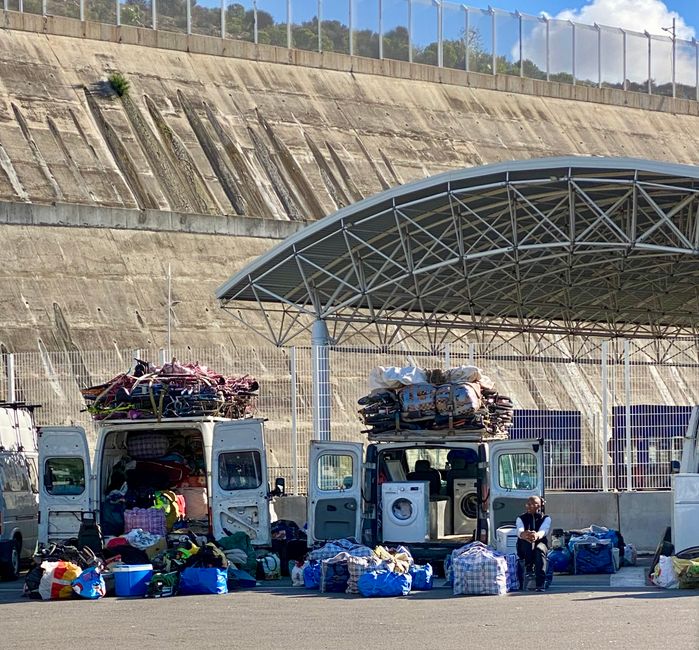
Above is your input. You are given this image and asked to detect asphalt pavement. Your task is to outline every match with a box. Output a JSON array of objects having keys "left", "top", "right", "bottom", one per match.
[{"left": 1, "top": 564, "right": 697, "bottom": 649}]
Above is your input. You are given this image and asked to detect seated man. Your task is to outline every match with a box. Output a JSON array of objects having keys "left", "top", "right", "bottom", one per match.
[{"left": 515, "top": 495, "right": 551, "bottom": 592}]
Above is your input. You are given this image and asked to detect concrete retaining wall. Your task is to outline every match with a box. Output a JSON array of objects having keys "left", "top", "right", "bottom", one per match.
[{"left": 272, "top": 492, "right": 671, "bottom": 552}]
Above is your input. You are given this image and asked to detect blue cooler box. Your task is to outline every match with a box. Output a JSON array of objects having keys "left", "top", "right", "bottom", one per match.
[{"left": 112, "top": 564, "right": 154, "bottom": 597}]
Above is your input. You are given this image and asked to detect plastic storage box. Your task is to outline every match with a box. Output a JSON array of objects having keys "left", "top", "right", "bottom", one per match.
[{"left": 112, "top": 564, "right": 154, "bottom": 597}]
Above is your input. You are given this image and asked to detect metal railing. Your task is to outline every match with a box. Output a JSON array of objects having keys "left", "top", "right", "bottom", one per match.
[
  {"left": 2, "top": 339, "right": 697, "bottom": 495},
  {"left": 8, "top": 0, "right": 697, "bottom": 100}
]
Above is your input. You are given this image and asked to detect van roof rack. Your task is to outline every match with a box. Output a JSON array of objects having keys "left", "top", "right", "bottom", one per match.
[
  {"left": 0, "top": 401, "right": 42, "bottom": 411},
  {"left": 365, "top": 428, "right": 509, "bottom": 443}
]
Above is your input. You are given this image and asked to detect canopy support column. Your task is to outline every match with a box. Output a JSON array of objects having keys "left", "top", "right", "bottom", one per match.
[{"left": 312, "top": 319, "right": 332, "bottom": 441}]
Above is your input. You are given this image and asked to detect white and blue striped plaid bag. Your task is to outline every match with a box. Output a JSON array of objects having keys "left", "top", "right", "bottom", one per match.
[
  {"left": 309, "top": 539, "right": 374, "bottom": 562},
  {"left": 453, "top": 544, "right": 508, "bottom": 596}
]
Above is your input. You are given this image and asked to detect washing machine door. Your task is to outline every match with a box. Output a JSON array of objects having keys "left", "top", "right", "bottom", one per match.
[{"left": 387, "top": 494, "right": 420, "bottom": 527}]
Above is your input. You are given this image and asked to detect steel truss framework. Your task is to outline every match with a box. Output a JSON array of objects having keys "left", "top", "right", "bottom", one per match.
[{"left": 217, "top": 157, "right": 699, "bottom": 359}]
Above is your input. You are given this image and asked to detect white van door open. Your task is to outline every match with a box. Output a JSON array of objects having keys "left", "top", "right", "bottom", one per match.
[
  {"left": 38, "top": 426, "right": 92, "bottom": 546},
  {"left": 211, "top": 420, "right": 271, "bottom": 546},
  {"left": 307, "top": 441, "right": 363, "bottom": 544},
  {"left": 487, "top": 439, "right": 545, "bottom": 537}
]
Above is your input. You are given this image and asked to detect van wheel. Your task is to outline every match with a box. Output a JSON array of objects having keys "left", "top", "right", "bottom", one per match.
[{"left": 0, "top": 539, "right": 21, "bottom": 581}]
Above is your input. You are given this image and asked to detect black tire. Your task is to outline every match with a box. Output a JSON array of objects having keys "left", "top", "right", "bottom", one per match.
[{"left": 0, "top": 538, "right": 21, "bottom": 581}]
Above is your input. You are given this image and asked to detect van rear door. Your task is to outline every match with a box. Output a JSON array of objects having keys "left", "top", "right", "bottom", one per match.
[
  {"left": 308, "top": 441, "right": 363, "bottom": 544},
  {"left": 485, "top": 439, "right": 545, "bottom": 539},
  {"left": 38, "top": 426, "right": 92, "bottom": 546},
  {"left": 211, "top": 420, "right": 270, "bottom": 546}
]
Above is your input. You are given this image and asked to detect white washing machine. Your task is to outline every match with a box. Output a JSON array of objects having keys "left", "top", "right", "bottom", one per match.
[
  {"left": 381, "top": 481, "right": 429, "bottom": 543},
  {"left": 452, "top": 479, "right": 478, "bottom": 535}
]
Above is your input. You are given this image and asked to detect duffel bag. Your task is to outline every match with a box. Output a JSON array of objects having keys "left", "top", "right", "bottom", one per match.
[
  {"left": 409, "top": 563, "right": 433, "bottom": 590},
  {"left": 358, "top": 569, "right": 412, "bottom": 597},
  {"left": 179, "top": 567, "right": 228, "bottom": 595}
]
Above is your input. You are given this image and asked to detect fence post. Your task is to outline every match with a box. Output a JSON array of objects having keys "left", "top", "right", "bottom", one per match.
[
  {"left": 444, "top": 342, "right": 451, "bottom": 369},
  {"left": 152, "top": 0, "right": 156, "bottom": 30},
  {"left": 80, "top": 0, "right": 84, "bottom": 22},
  {"left": 624, "top": 339, "right": 633, "bottom": 491},
  {"left": 317, "top": 0, "right": 322, "bottom": 53},
  {"left": 311, "top": 320, "right": 331, "bottom": 441},
  {"left": 571, "top": 21, "right": 576, "bottom": 85},
  {"left": 7, "top": 353, "right": 16, "bottom": 403},
  {"left": 490, "top": 6, "right": 496, "bottom": 75},
  {"left": 601, "top": 340, "right": 609, "bottom": 492},
  {"left": 42, "top": 0, "right": 46, "bottom": 16},
  {"left": 286, "top": 0, "right": 291, "bottom": 49},
  {"left": 253, "top": 0, "right": 257, "bottom": 43},
  {"left": 348, "top": 0, "right": 353, "bottom": 57},
  {"left": 544, "top": 16, "right": 549, "bottom": 81},
  {"left": 468, "top": 342, "right": 475, "bottom": 366},
  {"left": 596, "top": 24, "right": 601, "bottom": 88},
  {"left": 378, "top": 0, "right": 383, "bottom": 59},
  {"left": 518, "top": 12, "right": 523, "bottom": 77},
  {"left": 116, "top": 0, "right": 120, "bottom": 26},
  {"left": 186, "top": 0, "right": 191, "bottom": 35},
  {"left": 408, "top": 0, "right": 412, "bottom": 64},
  {"left": 464, "top": 6, "right": 469, "bottom": 72},
  {"left": 290, "top": 346, "right": 299, "bottom": 494},
  {"left": 622, "top": 29, "right": 627, "bottom": 91},
  {"left": 221, "top": 0, "right": 225, "bottom": 39},
  {"left": 436, "top": 0, "right": 442, "bottom": 68},
  {"left": 646, "top": 32, "right": 652, "bottom": 94}
]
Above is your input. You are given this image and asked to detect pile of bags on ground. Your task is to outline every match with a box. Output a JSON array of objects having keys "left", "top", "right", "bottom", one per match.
[
  {"left": 293, "top": 539, "right": 521, "bottom": 597},
  {"left": 651, "top": 554, "right": 699, "bottom": 590},
  {"left": 81, "top": 358, "right": 258, "bottom": 420},
  {"left": 546, "top": 525, "right": 635, "bottom": 575},
  {"left": 23, "top": 524, "right": 288, "bottom": 600},
  {"left": 358, "top": 365, "right": 514, "bottom": 435}
]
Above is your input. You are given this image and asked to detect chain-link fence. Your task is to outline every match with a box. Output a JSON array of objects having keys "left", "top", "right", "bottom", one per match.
[
  {"left": 12, "top": 1, "right": 698, "bottom": 101},
  {"left": 2, "top": 339, "right": 698, "bottom": 494}
]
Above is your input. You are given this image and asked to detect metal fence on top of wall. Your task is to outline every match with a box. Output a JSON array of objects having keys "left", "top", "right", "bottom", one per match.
[
  {"left": 6, "top": 0, "right": 699, "bottom": 100},
  {"left": 2, "top": 340, "right": 697, "bottom": 495}
]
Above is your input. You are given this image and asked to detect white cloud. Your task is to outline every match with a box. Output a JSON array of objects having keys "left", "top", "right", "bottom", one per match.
[
  {"left": 554, "top": 0, "right": 695, "bottom": 40},
  {"left": 518, "top": 0, "right": 697, "bottom": 87}
]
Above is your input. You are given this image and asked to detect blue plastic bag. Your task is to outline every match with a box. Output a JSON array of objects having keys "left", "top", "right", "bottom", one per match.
[
  {"left": 409, "top": 564, "right": 433, "bottom": 590},
  {"left": 179, "top": 567, "right": 228, "bottom": 595},
  {"left": 303, "top": 561, "right": 321, "bottom": 589},
  {"left": 548, "top": 548, "right": 572, "bottom": 573},
  {"left": 72, "top": 567, "right": 106, "bottom": 599},
  {"left": 358, "top": 570, "right": 412, "bottom": 597}
]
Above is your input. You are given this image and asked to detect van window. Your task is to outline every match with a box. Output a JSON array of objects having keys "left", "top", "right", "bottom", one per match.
[
  {"left": 44, "top": 458, "right": 86, "bottom": 495},
  {"left": 218, "top": 451, "right": 263, "bottom": 490},
  {"left": 498, "top": 452, "right": 538, "bottom": 490},
  {"left": 317, "top": 454, "right": 353, "bottom": 491},
  {"left": 0, "top": 455, "right": 31, "bottom": 492}
]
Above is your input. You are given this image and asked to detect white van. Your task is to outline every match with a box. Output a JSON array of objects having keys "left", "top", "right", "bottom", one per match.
[
  {"left": 0, "top": 403, "right": 40, "bottom": 580},
  {"left": 671, "top": 406, "right": 699, "bottom": 554},
  {"left": 38, "top": 417, "right": 274, "bottom": 548},
  {"left": 307, "top": 429, "right": 544, "bottom": 565}
]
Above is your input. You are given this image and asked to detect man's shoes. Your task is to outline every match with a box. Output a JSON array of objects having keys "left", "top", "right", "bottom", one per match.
[{"left": 535, "top": 587, "right": 545, "bottom": 592}]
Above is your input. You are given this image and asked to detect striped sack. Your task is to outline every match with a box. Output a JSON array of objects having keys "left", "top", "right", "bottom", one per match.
[
  {"left": 346, "top": 555, "right": 382, "bottom": 594},
  {"left": 124, "top": 507, "right": 167, "bottom": 536},
  {"left": 453, "top": 545, "right": 508, "bottom": 596}
]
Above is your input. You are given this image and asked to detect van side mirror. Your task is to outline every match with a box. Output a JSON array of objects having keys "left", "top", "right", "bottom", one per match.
[{"left": 670, "top": 459, "right": 681, "bottom": 475}]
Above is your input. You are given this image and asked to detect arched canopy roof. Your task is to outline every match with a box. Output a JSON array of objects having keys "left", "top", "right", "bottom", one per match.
[{"left": 216, "top": 156, "right": 699, "bottom": 346}]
